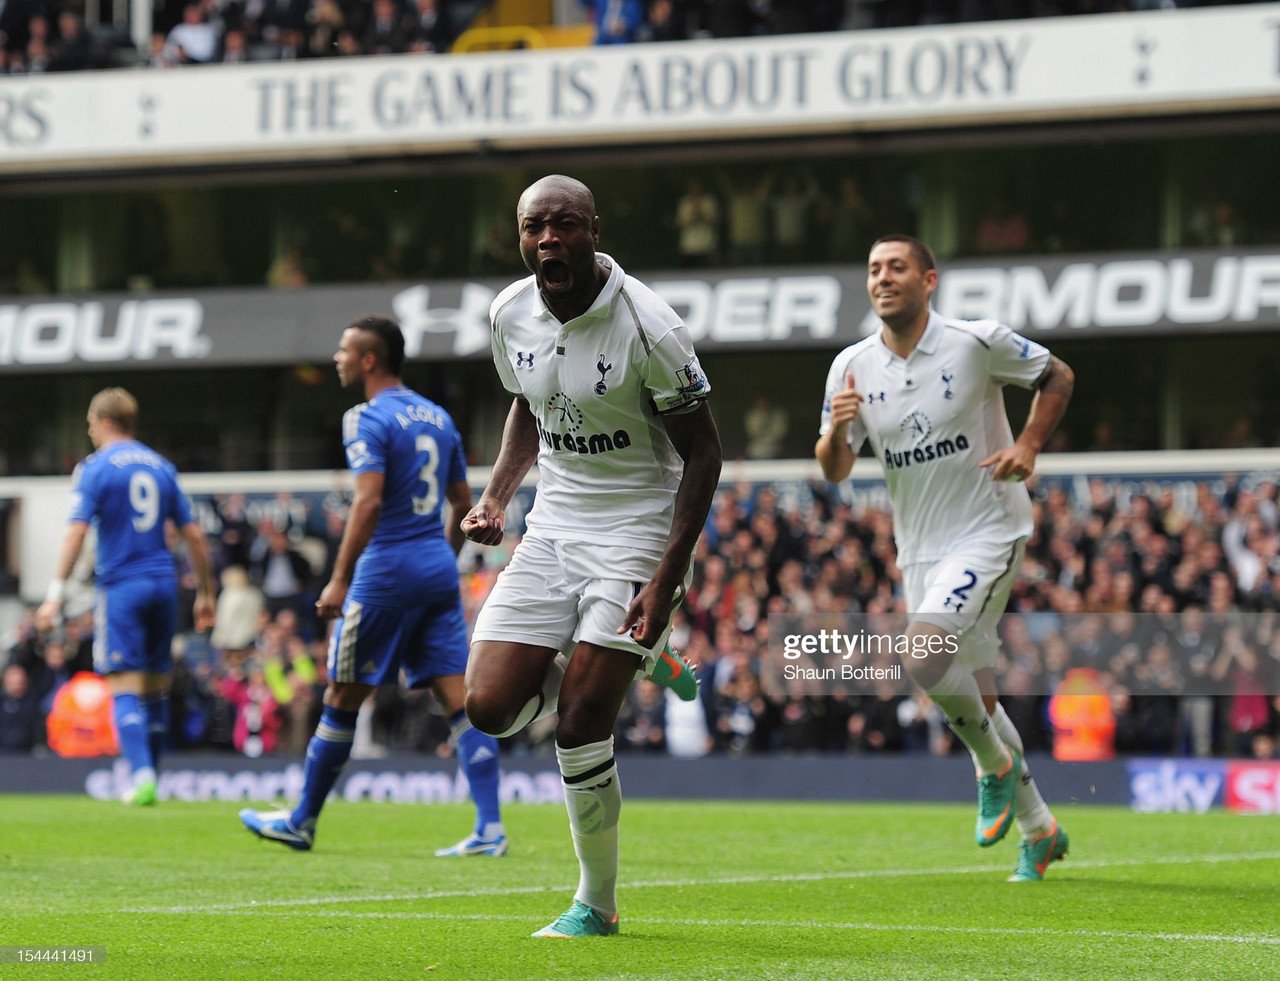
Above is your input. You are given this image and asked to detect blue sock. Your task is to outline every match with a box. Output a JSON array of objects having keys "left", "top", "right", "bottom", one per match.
[
  {"left": 113, "top": 693, "right": 154, "bottom": 783},
  {"left": 452, "top": 711, "right": 502, "bottom": 837},
  {"left": 291, "top": 705, "right": 357, "bottom": 828},
  {"left": 143, "top": 695, "right": 169, "bottom": 771}
]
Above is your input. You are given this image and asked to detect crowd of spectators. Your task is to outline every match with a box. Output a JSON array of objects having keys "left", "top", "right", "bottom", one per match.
[
  {"left": 663, "top": 169, "right": 1262, "bottom": 270},
  {"left": 0, "top": 0, "right": 474, "bottom": 70},
  {"left": 243, "top": 163, "right": 1263, "bottom": 304},
  {"left": 0, "top": 8, "right": 99, "bottom": 72},
  {"left": 0, "top": 0, "right": 1261, "bottom": 74},
  {"left": 615, "top": 471, "right": 1280, "bottom": 762},
  {"left": 3, "top": 471, "right": 1278, "bottom": 764},
  {"left": 672, "top": 169, "right": 880, "bottom": 268}
]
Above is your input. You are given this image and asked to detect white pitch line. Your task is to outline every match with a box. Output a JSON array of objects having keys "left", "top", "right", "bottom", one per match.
[
  {"left": 128, "top": 850, "right": 1280, "bottom": 915},
  {"left": 207, "top": 909, "right": 1280, "bottom": 948}
]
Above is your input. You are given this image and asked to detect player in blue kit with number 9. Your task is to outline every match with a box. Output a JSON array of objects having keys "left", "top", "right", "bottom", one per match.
[
  {"left": 37, "top": 387, "right": 217, "bottom": 806},
  {"left": 240, "top": 316, "right": 504, "bottom": 855}
]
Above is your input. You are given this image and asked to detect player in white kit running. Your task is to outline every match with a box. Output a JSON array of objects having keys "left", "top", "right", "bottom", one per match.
[{"left": 816, "top": 235, "right": 1075, "bottom": 882}]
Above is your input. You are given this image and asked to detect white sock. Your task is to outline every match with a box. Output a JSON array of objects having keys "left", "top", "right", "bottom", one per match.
[
  {"left": 926, "top": 662, "right": 1010, "bottom": 776},
  {"left": 490, "top": 654, "right": 566, "bottom": 739},
  {"left": 992, "top": 704, "right": 1054, "bottom": 839},
  {"left": 350, "top": 699, "right": 384, "bottom": 759},
  {"left": 557, "top": 737, "right": 621, "bottom": 919}
]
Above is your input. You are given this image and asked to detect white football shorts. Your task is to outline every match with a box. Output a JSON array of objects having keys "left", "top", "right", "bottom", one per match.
[
  {"left": 901, "top": 537, "right": 1026, "bottom": 672},
  {"left": 471, "top": 534, "right": 687, "bottom": 667}
]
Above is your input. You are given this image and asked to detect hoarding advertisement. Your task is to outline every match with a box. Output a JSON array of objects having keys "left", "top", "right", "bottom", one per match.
[{"left": 2, "top": 249, "right": 1278, "bottom": 372}]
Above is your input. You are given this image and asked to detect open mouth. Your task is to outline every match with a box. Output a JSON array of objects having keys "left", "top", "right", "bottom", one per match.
[{"left": 540, "top": 258, "right": 572, "bottom": 291}]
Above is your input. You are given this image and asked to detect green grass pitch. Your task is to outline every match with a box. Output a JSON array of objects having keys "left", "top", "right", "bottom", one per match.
[{"left": 1, "top": 794, "right": 1276, "bottom": 979}]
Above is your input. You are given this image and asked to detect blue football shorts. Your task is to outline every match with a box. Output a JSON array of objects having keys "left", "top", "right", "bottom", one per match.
[
  {"left": 326, "top": 590, "right": 469, "bottom": 688},
  {"left": 93, "top": 577, "right": 178, "bottom": 675}
]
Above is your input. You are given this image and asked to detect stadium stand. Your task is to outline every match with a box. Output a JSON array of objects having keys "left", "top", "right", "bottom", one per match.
[
  {"left": 0, "top": 2, "right": 1275, "bottom": 783},
  {"left": 0, "top": 1, "right": 1265, "bottom": 71}
]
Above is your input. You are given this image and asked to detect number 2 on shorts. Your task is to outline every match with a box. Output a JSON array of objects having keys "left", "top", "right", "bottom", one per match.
[{"left": 944, "top": 570, "right": 978, "bottom": 611}]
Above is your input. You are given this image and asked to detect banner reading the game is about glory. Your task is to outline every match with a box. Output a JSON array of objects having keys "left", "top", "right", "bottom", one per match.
[{"left": 0, "top": 5, "right": 1276, "bottom": 174}]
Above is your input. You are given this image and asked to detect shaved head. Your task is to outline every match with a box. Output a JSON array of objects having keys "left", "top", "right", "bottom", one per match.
[{"left": 517, "top": 175, "right": 595, "bottom": 222}]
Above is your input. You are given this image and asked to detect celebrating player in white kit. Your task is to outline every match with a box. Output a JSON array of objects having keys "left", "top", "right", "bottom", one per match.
[
  {"left": 816, "top": 235, "right": 1075, "bottom": 881},
  {"left": 462, "top": 175, "right": 722, "bottom": 936}
]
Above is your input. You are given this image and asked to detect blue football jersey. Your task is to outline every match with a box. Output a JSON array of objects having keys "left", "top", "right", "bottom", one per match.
[
  {"left": 342, "top": 386, "right": 468, "bottom": 605},
  {"left": 68, "top": 440, "right": 193, "bottom": 588}
]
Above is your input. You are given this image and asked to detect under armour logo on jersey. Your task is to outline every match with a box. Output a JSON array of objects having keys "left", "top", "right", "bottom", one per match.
[
  {"left": 866, "top": 391, "right": 886, "bottom": 404},
  {"left": 595, "top": 354, "right": 614, "bottom": 395},
  {"left": 943, "top": 596, "right": 965, "bottom": 613},
  {"left": 941, "top": 370, "right": 954, "bottom": 400},
  {"left": 516, "top": 352, "right": 535, "bottom": 368},
  {"left": 1017, "top": 339, "right": 1030, "bottom": 359}
]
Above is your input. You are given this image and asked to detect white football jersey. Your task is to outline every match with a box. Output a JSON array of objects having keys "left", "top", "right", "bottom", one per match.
[
  {"left": 490, "top": 254, "right": 711, "bottom": 549},
  {"left": 819, "top": 311, "right": 1051, "bottom": 565}
]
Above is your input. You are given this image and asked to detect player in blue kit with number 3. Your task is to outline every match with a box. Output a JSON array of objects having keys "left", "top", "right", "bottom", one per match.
[
  {"left": 240, "top": 316, "right": 504, "bottom": 855},
  {"left": 37, "top": 388, "right": 216, "bottom": 806}
]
